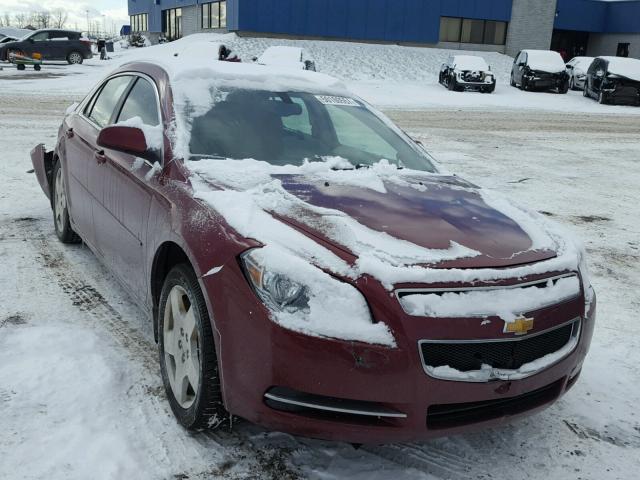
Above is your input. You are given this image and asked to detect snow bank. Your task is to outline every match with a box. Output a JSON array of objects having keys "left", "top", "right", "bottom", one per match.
[
  {"left": 400, "top": 275, "right": 580, "bottom": 322},
  {"left": 525, "top": 50, "right": 567, "bottom": 73},
  {"left": 257, "top": 46, "right": 309, "bottom": 69},
  {"left": 453, "top": 55, "right": 489, "bottom": 72},
  {"left": 601, "top": 56, "right": 640, "bottom": 81}
]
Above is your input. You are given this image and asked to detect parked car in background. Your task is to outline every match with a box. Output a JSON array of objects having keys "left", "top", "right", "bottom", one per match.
[
  {"left": 30, "top": 43, "right": 595, "bottom": 443},
  {"left": 439, "top": 55, "right": 496, "bottom": 93},
  {"left": 511, "top": 50, "right": 569, "bottom": 93},
  {"left": 0, "top": 27, "right": 31, "bottom": 42},
  {"left": 0, "top": 35, "right": 19, "bottom": 45},
  {"left": 566, "top": 56, "right": 595, "bottom": 90},
  {"left": 583, "top": 56, "right": 640, "bottom": 106},
  {"left": 256, "top": 46, "right": 316, "bottom": 71},
  {"left": 0, "top": 29, "right": 92, "bottom": 64}
]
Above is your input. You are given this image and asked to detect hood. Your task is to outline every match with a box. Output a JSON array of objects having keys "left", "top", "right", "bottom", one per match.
[{"left": 271, "top": 173, "right": 556, "bottom": 269}]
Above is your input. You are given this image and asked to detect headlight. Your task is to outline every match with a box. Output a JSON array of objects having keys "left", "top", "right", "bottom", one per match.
[
  {"left": 240, "top": 247, "right": 395, "bottom": 346},
  {"left": 242, "top": 249, "right": 309, "bottom": 312}
]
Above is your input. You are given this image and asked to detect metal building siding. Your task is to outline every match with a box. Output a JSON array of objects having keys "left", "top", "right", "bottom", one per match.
[
  {"left": 440, "top": 0, "right": 512, "bottom": 21},
  {"left": 555, "top": 0, "right": 640, "bottom": 34},
  {"left": 605, "top": 1, "right": 640, "bottom": 33}
]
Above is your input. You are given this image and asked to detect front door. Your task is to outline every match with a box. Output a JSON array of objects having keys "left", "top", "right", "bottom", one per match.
[{"left": 91, "top": 76, "right": 162, "bottom": 302}]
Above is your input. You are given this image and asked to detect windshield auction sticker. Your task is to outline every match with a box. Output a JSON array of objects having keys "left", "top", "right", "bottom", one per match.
[{"left": 314, "top": 95, "right": 360, "bottom": 106}]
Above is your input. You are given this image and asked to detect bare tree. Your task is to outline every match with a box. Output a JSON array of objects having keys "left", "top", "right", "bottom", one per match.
[
  {"left": 14, "top": 13, "right": 28, "bottom": 28},
  {"left": 51, "top": 9, "right": 68, "bottom": 29},
  {"left": 31, "top": 11, "right": 52, "bottom": 29},
  {"left": 3, "top": 13, "right": 11, "bottom": 27}
]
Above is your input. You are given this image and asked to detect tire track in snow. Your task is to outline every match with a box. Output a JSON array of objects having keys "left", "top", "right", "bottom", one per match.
[{"left": 6, "top": 216, "right": 303, "bottom": 479}]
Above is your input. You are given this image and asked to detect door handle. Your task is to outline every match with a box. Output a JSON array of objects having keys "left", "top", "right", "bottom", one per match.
[
  {"left": 94, "top": 150, "right": 107, "bottom": 165},
  {"left": 65, "top": 128, "right": 74, "bottom": 139}
]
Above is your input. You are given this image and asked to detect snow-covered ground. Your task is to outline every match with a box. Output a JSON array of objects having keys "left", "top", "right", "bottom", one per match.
[
  {"left": 1, "top": 32, "right": 640, "bottom": 114},
  {"left": 1, "top": 34, "right": 639, "bottom": 479}
]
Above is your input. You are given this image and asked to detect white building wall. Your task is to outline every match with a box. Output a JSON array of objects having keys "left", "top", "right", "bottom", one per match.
[{"left": 587, "top": 33, "right": 640, "bottom": 58}]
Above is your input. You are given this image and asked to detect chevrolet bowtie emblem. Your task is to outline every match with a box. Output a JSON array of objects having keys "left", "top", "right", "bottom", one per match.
[{"left": 504, "top": 316, "right": 534, "bottom": 335}]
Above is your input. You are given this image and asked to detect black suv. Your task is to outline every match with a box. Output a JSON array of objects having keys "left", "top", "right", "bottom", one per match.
[
  {"left": 0, "top": 29, "right": 92, "bottom": 64},
  {"left": 510, "top": 49, "right": 569, "bottom": 93},
  {"left": 583, "top": 56, "right": 640, "bottom": 106}
]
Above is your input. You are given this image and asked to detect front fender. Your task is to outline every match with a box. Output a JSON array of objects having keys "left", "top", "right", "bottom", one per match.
[{"left": 30, "top": 144, "right": 54, "bottom": 202}]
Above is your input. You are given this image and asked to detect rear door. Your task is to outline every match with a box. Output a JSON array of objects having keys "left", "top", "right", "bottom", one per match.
[
  {"left": 48, "top": 31, "right": 72, "bottom": 60},
  {"left": 64, "top": 75, "right": 134, "bottom": 248},
  {"left": 91, "top": 75, "right": 162, "bottom": 300}
]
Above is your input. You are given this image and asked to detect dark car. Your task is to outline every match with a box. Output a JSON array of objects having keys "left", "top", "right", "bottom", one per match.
[
  {"left": 0, "top": 29, "right": 92, "bottom": 64},
  {"left": 583, "top": 56, "right": 640, "bottom": 106},
  {"left": 439, "top": 55, "right": 496, "bottom": 93},
  {"left": 511, "top": 49, "right": 569, "bottom": 93},
  {"left": 30, "top": 45, "right": 595, "bottom": 444}
]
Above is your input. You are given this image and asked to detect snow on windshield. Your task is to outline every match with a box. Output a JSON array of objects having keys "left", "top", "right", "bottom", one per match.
[
  {"left": 602, "top": 56, "right": 640, "bottom": 81},
  {"left": 453, "top": 55, "right": 489, "bottom": 71},
  {"left": 526, "top": 50, "right": 567, "bottom": 73}
]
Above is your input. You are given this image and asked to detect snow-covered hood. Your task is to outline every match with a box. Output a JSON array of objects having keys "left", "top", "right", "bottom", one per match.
[
  {"left": 271, "top": 173, "right": 555, "bottom": 269},
  {"left": 187, "top": 159, "right": 577, "bottom": 290}
]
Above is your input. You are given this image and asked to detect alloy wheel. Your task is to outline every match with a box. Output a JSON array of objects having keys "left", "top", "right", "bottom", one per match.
[
  {"left": 68, "top": 52, "right": 82, "bottom": 64},
  {"left": 163, "top": 285, "right": 201, "bottom": 409}
]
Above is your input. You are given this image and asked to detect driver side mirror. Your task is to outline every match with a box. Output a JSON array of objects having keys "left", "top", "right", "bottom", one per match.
[
  {"left": 518, "top": 62, "right": 526, "bottom": 67},
  {"left": 97, "top": 125, "right": 153, "bottom": 159}
]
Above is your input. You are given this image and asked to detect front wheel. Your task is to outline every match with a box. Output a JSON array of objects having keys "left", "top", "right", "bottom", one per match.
[
  {"left": 559, "top": 82, "right": 569, "bottom": 94},
  {"left": 52, "top": 160, "right": 81, "bottom": 243},
  {"left": 447, "top": 75, "right": 456, "bottom": 91},
  {"left": 598, "top": 91, "right": 607, "bottom": 105},
  {"left": 67, "top": 51, "right": 83, "bottom": 64},
  {"left": 159, "top": 264, "right": 230, "bottom": 430}
]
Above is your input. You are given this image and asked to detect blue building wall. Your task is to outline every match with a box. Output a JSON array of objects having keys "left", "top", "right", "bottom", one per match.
[
  {"left": 235, "top": 0, "right": 511, "bottom": 43},
  {"left": 127, "top": 0, "right": 639, "bottom": 38},
  {"left": 555, "top": 0, "right": 640, "bottom": 33},
  {"left": 128, "top": 0, "right": 240, "bottom": 33}
]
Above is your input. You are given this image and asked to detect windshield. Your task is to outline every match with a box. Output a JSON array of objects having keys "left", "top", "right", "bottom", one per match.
[{"left": 188, "top": 90, "right": 437, "bottom": 172}]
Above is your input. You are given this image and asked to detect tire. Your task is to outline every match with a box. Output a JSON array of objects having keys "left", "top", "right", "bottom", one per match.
[
  {"left": 447, "top": 75, "right": 456, "bottom": 91},
  {"left": 17, "top": 64, "right": 25, "bottom": 71},
  {"left": 51, "top": 160, "right": 81, "bottom": 243},
  {"left": 67, "top": 51, "right": 83, "bottom": 65},
  {"left": 598, "top": 91, "right": 607, "bottom": 105},
  {"left": 34, "top": 64, "right": 41, "bottom": 71},
  {"left": 158, "top": 263, "right": 229, "bottom": 431},
  {"left": 510, "top": 73, "right": 516, "bottom": 87},
  {"left": 583, "top": 84, "right": 589, "bottom": 98},
  {"left": 559, "top": 82, "right": 569, "bottom": 94},
  {"left": 485, "top": 83, "right": 496, "bottom": 94},
  {"left": 521, "top": 78, "right": 528, "bottom": 91}
]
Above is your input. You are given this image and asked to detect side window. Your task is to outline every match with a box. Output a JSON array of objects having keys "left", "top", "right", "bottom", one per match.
[
  {"left": 88, "top": 76, "right": 133, "bottom": 128},
  {"left": 117, "top": 78, "right": 160, "bottom": 126},
  {"left": 521, "top": 53, "right": 528, "bottom": 65},
  {"left": 49, "top": 32, "right": 70, "bottom": 41},
  {"left": 31, "top": 32, "right": 50, "bottom": 42},
  {"left": 514, "top": 52, "right": 521, "bottom": 64}
]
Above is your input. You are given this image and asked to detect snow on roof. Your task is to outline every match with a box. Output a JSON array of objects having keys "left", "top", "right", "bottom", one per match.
[
  {"left": 600, "top": 56, "right": 640, "bottom": 81},
  {"left": 524, "top": 50, "right": 567, "bottom": 73},
  {"left": 452, "top": 55, "right": 489, "bottom": 71},
  {"left": 569, "top": 56, "right": 595, "bottom": 70},
  {"left": 0, "top": 27, "right": 31, "bottom": 39},
  {"left": 257, "top": 45, "right": 309, "bottom": 66}
]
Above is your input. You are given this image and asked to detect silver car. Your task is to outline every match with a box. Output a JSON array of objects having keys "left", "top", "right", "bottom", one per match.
[{"left": 566, "top": 56, "right": 595, "bottom": 90}]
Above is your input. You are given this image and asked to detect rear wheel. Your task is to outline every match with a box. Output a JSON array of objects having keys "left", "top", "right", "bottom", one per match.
[
  {"left": 510, "top": 73, "right": 516, "bottom": 87},
  {"left": 52, "top": 160, "right": 81, "bottom": 243},
  {"left": 17, "top": 64, "right": 25, "bottom": 71},
  {"left": 159, "top": 264, "right": 230, "bottom": 430},
  {"left": 559, "top": 81, "right": 569, "bottom": 94},
  {"left": 67, "top": 51, "right": 83, "bottom": 64}
]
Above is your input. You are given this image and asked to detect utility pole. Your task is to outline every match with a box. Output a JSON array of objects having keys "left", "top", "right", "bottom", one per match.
[{"left": 86, "top": 10, "right": 90, "bottom": 35}]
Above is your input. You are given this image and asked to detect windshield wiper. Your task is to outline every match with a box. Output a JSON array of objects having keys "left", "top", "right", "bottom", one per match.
[{"left": 189, "top": 154, "right": 227, "bottom": 161}]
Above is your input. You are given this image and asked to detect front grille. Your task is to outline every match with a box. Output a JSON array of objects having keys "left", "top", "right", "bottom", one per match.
[
  {"left": 427, "top": 379, "right": 563, "bottom": 429},
  {"left": 420, "top": 320, "right": 578, "bottom": 372}
]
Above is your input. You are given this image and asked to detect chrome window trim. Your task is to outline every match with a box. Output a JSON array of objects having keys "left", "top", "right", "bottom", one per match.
[
  {"left": 395, "top": 273, "right": 580, "bottom": 317},
  {"left": 264, "top": 392, "right": 407, "bottom": 419},
  {"left": 418, "top": 317, "right": 581, "bottom": 383},
  {"left": 76, "top": 71, "right": 163, "bottom": 169}
]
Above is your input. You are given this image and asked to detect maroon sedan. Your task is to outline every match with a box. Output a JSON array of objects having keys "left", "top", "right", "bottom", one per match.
[{"left": 31, "top": 52, "right": 595, "bottom": 444}]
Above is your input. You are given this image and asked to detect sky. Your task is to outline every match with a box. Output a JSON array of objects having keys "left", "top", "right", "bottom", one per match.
[{"left": 0, "top": 0, "right": 129, "bottom": 32}]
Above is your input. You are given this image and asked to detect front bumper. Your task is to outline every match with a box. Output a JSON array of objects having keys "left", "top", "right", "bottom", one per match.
[{"left": 204, "top": 266, "right": 596, "bottom": 444}]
